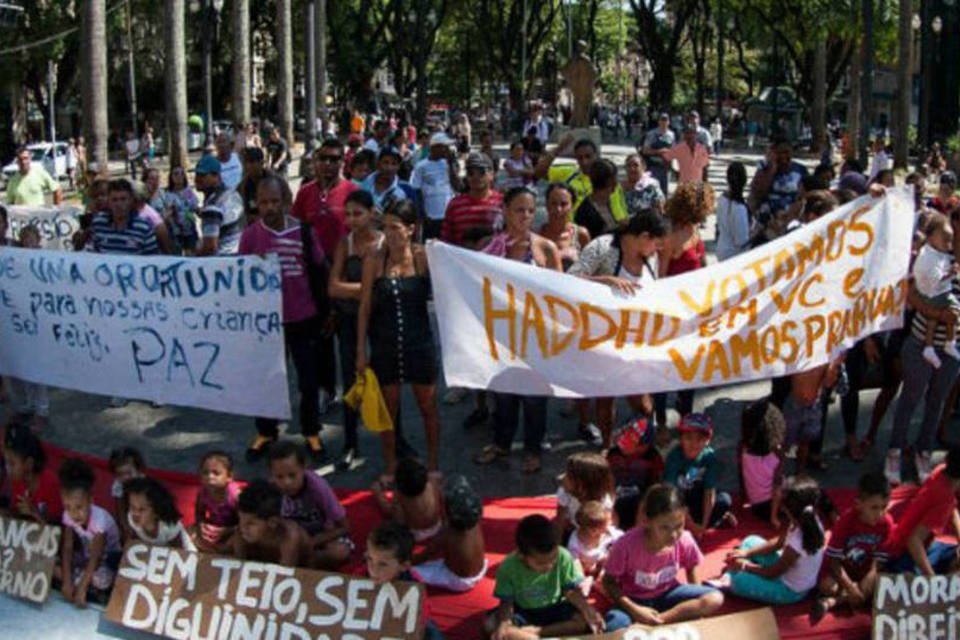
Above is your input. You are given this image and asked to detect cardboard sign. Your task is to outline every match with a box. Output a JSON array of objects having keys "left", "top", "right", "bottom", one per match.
[
  {"left": 872, "top": 573, "right": 960, "bottom": 639},
  {"left": 428, "top": 188, "right": 912, "bottom": 397},
  {"left": 559, "top": 608, "right": 780, "bottom": 640},
  {"left": 0, "top": 515, "right": 62, "bottom": 604},
  {"left": 0, "top": 247, "right": 291, "bottom": 419},
  {"left": 6, "top": 205, "right": 83, "bottom": 251},
  {"left": 105, "top": 543, "right": 425, "bottom": 640}
]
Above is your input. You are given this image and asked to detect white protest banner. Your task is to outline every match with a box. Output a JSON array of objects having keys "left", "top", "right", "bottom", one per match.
[
  {"left": 5, "top": 205, "right": 83, "bottom": 251},
  {"left": 562, "top": 607, "right": 780, "bottom": 640},
  {"left": 0, "top": 515, "right": 61, "bottom": 604},
  {"left": 872, "top": 573, "right": 960, "bottom": 639},
  {"left": 0, "top": 248, "right": 291, "bottom": 419},
  {"left": 105, "top": 543, "right": 425, "bottom": 639},
  {"left": 428, "top": 188, "right": 913, "bottom": 397}
]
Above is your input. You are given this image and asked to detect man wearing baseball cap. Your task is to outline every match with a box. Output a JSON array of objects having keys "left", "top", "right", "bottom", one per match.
[
  {"left": 194, "top": 153, "right": 245, "bottom": 256},
  {"left": 640, "top": 113, "right": 676, "bottom": 194},
  {"left": 411, "top": 132, "right": 460, "bottom": 239},
  {"left": 664, "top": 413, "right": 735, "bottom": 538},
  {"left": 442, "top": 152, "right": 503, "bottom": 248}
]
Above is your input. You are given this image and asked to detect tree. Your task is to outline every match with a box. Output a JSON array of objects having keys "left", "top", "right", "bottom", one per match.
[
  {"left": 628, "top": 0, "right": 700, "bottom": 112},
  {"left": 164, "top": 0, "right": 188, "bottom": 168},
  {"left": 232, "top": 0, "right": 251, "bottom": 124},
  {"left": 81, "top": 0, "right": 108, "bottom": 165},
  {"left": 327, "top": 0, "right": 396, "bottom": 108},
  {"left": 276, "top": 0, "right": 294, "bottom": 144},
  {"left": 894, "top": 0, "right": 912, "bottom": 168},
  {"left": 384, "top": 0, "right": 448, "bottom": 122}
]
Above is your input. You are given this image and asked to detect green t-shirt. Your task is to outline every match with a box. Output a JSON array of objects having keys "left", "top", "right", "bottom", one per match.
[
  {"left": 664, "top": 445, "right": 719, "bottom": 494},
  {"left": 7, "top": 166, "right": 59, "bottom": 206},
  {"left": 493, "top": 547, "right": 582, "bottom": 610}
]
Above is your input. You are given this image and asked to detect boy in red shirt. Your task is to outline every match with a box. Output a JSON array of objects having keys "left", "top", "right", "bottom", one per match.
[
  {"left": 812, "top": 471, "right": 893, "bottom": 620},
  {"left": 882, "top": 447, "right": 960, "bottom": 576},
  {"left": 3, "top": 424, "right": 62, "bottom": 524}
]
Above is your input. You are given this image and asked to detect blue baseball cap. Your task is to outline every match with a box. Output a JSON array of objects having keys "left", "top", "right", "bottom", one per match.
[
  {"left": 678, "top": 413, "right": 714, "bottom": 438},
  {"left": 194, "top": 154, "right": 222, "bottom": 176}
]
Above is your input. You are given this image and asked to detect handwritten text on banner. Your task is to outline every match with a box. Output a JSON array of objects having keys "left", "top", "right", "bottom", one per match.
[
  {"left": 0, "top": 515, "right": 61, "bottom": 604},
  {"left": 5, "top": 205, "right": 82, "bottom": 251},
  {"left": 0, "top": 248, "right": 291, "bottom": 418},
  {"left": 427, "top": 188, "right": 913, "bottom": 397}
]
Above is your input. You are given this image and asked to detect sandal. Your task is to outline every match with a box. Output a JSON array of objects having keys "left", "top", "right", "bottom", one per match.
[
  {"left": 473, "top": 445, "right": 509, "bottom": 465},
  {"left": 522, "top": 453, "right": 542, "bottom": 474}
]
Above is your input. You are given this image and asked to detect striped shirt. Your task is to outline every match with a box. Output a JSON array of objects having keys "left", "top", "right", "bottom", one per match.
[
  {"left": 89, "top": 211, "right": 159, "bottom": 255},
  {"left": 201, "top": 187, "right": 245, "bottom": 255},
  {"left": 911, "top": 278, "right": 960, "bottom": 347},
  {"left": 440, "top": 190, "right": 503, "bottom": 247}
]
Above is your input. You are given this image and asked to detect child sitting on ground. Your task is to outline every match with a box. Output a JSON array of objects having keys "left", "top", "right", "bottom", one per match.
[
  {"left": 812, "top": 471, "right": 893, "bottom": 621},
  {"left": 58, "top": 458, "right": 122, "bottom": 606},
  {"left": 372, "top": 457, "right": 443, "bottom": 542},
  {"left": 484, "top": 514, "right": 603, "bottom": 640},
  {"left": 268, "top": 441, "right": 352, "bottom": 568},
  {"left": 663, "top": 413, "right": 735, "bottom": 538},
  {"left": 415, "top": 474, "right": 488, "bottom": 593},
  {"left": 606, "top": 417, "right": 664, "bottom": 530},
  {"left": 603, "top": 484, "right": 723, "bottom": 630},
  {"left": 3, "top": 425, "right": 61, "bottom": 524},
  {"left": 365, "top": 521, "right": 444, "bottom": 639},
  {"left": 913, "top": 212, "right": 960, "bottom": 368},
  {"left": 568, "top": 500, "right": 622, "bottom": 595},
  {"left": 230, "top": 479, "right": 314, "bottom": 568},
  {"left": 719, "top": 475, "right": 826, "bottom": 604},
  {"left": 555, "top": 452, "right": 615, "bottom": 537},
  {"left": 882, "top": 446, "right": 960, "bottom": 576},
  {"left": 107, "top": 447, "right": 146, "bottom": 540},
  {"left": 193, "top": 451, "right": 243, "bottom": 552},
  {"left": 123, "top": 476, "right": 196, "bottom": 550},
  {"left": 738, "top": 398, "right": 786, "bottom": 529}
]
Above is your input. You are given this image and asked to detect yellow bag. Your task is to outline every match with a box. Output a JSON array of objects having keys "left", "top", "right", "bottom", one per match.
[{"left": 343, "top": 368, "right": 394, "bottom": 433}]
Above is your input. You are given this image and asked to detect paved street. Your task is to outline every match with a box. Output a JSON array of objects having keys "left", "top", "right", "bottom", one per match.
[{"left": 3, "top": 146, "right": 948, "bottom": 498}]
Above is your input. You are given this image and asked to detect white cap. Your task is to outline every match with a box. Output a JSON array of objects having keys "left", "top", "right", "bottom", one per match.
[{"left": 429, "top": 132, "right": 454, "bottom": 147}]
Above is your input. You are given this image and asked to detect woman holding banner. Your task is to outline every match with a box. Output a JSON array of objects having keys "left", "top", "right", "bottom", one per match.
[
  {"left": 473, "top": 186, "right": 562, "bottom": 474},
  {"left": 567, "top": 210, "right": 667, "bottom": 447},
  {"left": 356, "top": 199, "right": 440, "bottom": 478}
]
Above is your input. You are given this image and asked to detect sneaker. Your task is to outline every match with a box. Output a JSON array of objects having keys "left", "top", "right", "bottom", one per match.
[
  {"left": 578, "top": 422, "right": 602, "bottom": 446},
  {"left": 945, "top": 342, "right": 960, "bottom": 361},
  {"left": 884, "top": 448, "right": 902, "bottom": 485},
  {"left": 108, "top": 397, "right": 128, "bottom": 408},
  {"left": 336, "top": 447, "right": 356, "bottom": 471},
  {"left": 443, "top": 387, "right": 469, "bottom": 404},
  {"left": 922, "top": 345, "right": 943, "bottom": 369},
  {"left": 915, "top": 450, "right": 933, "bottom": 483}
]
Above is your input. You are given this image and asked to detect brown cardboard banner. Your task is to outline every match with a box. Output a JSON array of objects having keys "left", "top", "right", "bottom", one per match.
[
  {"left": 872, "top": 573, "right": 960, "bottom": 639},
  {"left": 105, "top": 542, "right": 425, "bottom": 640},
  {"left": 0, "top": 514, "right": 61, "bottom": 604},
  {"left": 560, "top": 607, "right": 780, "bottom": 640}
]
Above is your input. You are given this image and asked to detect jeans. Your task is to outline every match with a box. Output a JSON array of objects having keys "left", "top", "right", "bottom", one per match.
[
  {"left": 841, "top": 340, "right": 868, "bottom": 436},
  {"left": 316, "top": 331, "right": 337, "bottom": 396},
  {"left": 648, "top": 164, "right": 669, "bottom": 195},
  {"left": 604, "top": 584, "right": 719, "bottom": 629},
  {"left": 492, "top": 392, "right": 546, "bottom": 455},
  {"left": 336, "top": 314, "right": 360, "bottom": 450},
  {"left": 727, "top": 535, "right": 807, "bottom": 604},
  {"left": 255, "top": 316, "right": 321, "bottom": 438},
  {"left": 889, "top": 335, "right": 960, "bottom": 453},
  {"left": 684, "top": 487, "right": 732, "bottom": 528},
  {"left": 883, "top": 541, "right": 958, "bottom": 574}
]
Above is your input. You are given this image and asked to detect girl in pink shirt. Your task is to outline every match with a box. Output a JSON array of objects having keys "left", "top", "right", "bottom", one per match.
[
  {"left": 193, "top": 451, "right": 243, "bottom": 552},
  {"left": 739, "top": 399, "right": 786, "bottom": 529},
  {"left": 602, "top": 484, "right": 723, "bottom": 630}
]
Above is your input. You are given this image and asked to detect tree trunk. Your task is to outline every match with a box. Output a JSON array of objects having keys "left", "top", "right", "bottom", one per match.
[
  {"left": 81, "top": 0, "right": 109, "bottom": 166},
  {"left": 858, "top": 0, "right": 874, "bottom": 168},
  {"left": 232, "top": 0, "right": 251, "bottom": 125},
  {"left": 317, "top": 0, "right": 328, "bottom": 116},
  {"left": 649, "top": 65, "right": 675, "bottom": 114},
  {"left": 847, "top": 36, "right": 862, "bottom": 162},
  {"left": 276, "top": 0, "right": 294, "bottom": 145},
  {"left": 164, "top": 0, "right": 188, "bottom": 168},
  {"left": 811, "top": 39, "right": 827, "bottom": 154},
  {"left": 894, "top": 0, "right": 912, "bottom": 168}
]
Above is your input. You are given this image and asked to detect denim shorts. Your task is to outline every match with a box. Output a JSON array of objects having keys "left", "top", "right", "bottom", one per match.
[
  {"left": 784, "top": 395, "right": 822, "bottom": 445},
  {"left": 604, "top": 584, "right": 719, "bottom": 631},
  {"left": 513, "top": 601, "right": 577, "bottom": 627}
]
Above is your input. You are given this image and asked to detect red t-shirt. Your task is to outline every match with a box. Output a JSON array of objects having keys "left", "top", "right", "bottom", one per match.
[
  {"left": 883, "top": 465, "right": 958, "bottom": 558},
  {"left": 11, "top": 468, "right": 62, "bottom": 524},
  {"left": 826, "top": 506, "right": 893, "bottom": 578},
  {"left": 291, "top": 178, "right": 357, "bottom": 259},
  {"left": 440, "top": 190, "right": 503, "bottom": 247}
]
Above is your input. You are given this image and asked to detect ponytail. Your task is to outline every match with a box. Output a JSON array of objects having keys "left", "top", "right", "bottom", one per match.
[
  {"left": 782, "top": 475, "right": 825, "bottom": 555},
  {"left": 796, "top": 504, "right": 825, "bottom": 555}
]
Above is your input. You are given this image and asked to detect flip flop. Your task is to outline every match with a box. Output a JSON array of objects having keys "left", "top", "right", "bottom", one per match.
[{"left": 473, "top": 445, "right": 509, "bottom": 465}]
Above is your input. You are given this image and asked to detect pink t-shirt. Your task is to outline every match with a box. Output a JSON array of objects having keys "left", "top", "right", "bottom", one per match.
[
  {"left": 605, "top": 527, "right": 703, "bottom": 601},
  {"left": 238, "top": 218, "right": 324, "bottom": 323},
  {"left": 662, "top": 143, "right": 710, "bottom": 184},
  {"left": 741, "top": 451, "right": 781, "bottom": 505}
]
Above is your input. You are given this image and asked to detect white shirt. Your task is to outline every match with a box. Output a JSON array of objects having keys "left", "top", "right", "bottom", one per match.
[
  {"left": 411, "top": 158, "right": 454, "bottom": 221},
  {"left": 522, "top": 117, "right": 550, "bottom": 144},
  {"left": 567, "top": 526, "right": 623, "bottom": 574},
  {"left": 869, "top": 150, "right": 890, "bottom": 180},
  {"left": 715, "top": 195, "right": 751, "bottom": 261},
  {"left": 781, "top": 521, "right": 825, "bottom": 593},
  {"left": 63, "top": 504, "right": 122, "bottom": 555},
  {"left": 913, "top": 243, "right": 954, "bottom": 298},
  {"left": 363, "top": 138, "right": 381, "bottom": 152},
  {"left": 219, "top": 152, "right": 243, "bottom": 191}
]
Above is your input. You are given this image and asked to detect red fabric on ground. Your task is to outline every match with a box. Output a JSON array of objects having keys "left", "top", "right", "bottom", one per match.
[{"left": 30, "top": 443, "right": 923, "bottom": 639}]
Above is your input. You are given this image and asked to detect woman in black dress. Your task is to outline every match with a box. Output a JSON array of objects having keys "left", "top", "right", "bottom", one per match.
[{"left": 356, "top": 200, "right": 440, "bottom": 477}]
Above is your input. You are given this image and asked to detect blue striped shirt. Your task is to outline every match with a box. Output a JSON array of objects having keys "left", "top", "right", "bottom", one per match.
[{"left": 90, "top": 211, "right": 158, "bottom": 255}]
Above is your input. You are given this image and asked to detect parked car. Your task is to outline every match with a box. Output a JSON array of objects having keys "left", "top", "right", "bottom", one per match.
[{"left": 1, "top": 142, "right": 69, "bottom": 190}]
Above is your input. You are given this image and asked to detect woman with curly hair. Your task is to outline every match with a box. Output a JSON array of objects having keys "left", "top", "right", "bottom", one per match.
[{"left": 655, "top": 182, "right": 715, "bottom": 429}]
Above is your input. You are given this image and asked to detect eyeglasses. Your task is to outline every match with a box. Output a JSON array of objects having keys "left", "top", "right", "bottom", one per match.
[{"left": 316, "top": 155, "right": 343, "bottom": 163}]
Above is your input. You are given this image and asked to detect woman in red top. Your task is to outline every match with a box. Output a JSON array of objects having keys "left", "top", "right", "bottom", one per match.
[
  {"left": 655, "top": 182, "right": 715, "bottom": 432},
  {"left": 3, "top": 425, "right": 62, "bottom": 524}
]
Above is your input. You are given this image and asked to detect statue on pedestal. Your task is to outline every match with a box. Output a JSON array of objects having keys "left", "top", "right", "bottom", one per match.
[{"left": 561, "top": 41, "right": 596, "bottom": 128}]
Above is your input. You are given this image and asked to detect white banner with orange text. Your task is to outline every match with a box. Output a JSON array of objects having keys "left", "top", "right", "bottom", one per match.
[{"left": 427, "top": 187, "right": 914, "bottom": 397}]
